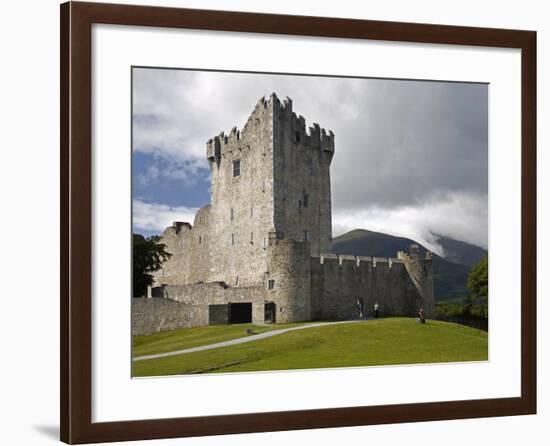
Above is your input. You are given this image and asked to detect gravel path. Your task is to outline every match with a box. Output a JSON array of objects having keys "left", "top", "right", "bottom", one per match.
[{"left": 133, "top": 320, "right": 364, "bottom": 362}]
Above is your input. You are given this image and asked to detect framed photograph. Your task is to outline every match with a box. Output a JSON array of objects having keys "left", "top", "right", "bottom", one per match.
[{"left": 61, "top": 1, "right": 536, "bottom": 443}]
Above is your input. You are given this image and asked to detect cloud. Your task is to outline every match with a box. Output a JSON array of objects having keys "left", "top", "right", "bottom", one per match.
[
  {"left": 135, "top": 155, "right": 209, "bottom": 187},
  {"left": 332, "top": 191, "right": 488, "bottom": 254},
  {"left": 132, "top": 68, "right": 488, "bottom": 248},
  {"left": 133, "top": 199, "right": 198, "bottom": 233}
]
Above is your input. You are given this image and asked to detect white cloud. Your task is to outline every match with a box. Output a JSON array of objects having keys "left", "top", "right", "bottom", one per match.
[
  {"left": 332, "top": 192, "right": 488, "bottom": 253},
  {"left": 135, "top": 156, "right": 209, "bottom": 187},
  {"left": 133, "top": 199, "right": 198, "bottom": 233}
]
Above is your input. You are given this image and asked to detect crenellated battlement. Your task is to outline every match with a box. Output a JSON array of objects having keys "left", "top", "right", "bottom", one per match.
[
  {"left": 164, "top": 221, "right": 192, "bottom": 235},
  {"left": 279, "top": 104, "right": 334, "bottom": 154},
  {"left": 207, "top": 93, "right": 335, "bottom": 166},
  {"left": 206, "top": 94, "right": 276, "bottom": 163},
  {"left": 318, "top": 253, "right": 402, "bottom": 268}
]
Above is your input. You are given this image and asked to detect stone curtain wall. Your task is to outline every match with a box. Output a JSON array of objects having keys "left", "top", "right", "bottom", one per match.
[
  {"left": 310, "top": 254, "right": 424, "bottom": 320},
  {"left": 164, "top": 282, "right": 267, "bottom": 324},
  {"left": 133, "top": 282, "right": 268, "bottom": 334},
  {"left": 152, "top": 209, "right": 211, "bottom": 287},
  {"left": 132, "top": 298, "right": 207, "bottom": 335}
]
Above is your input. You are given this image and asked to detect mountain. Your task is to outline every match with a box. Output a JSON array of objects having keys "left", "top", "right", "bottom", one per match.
[
  {"left": 432, "top": 234, "right": 487, "bottom": 267},
  {"left": 330, "top": 229, "right": 478, "bottom": 301}
]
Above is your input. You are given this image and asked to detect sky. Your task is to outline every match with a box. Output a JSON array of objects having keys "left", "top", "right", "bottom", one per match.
[{"left": 132, "top": 68, "right": 488, "bottom": 254}]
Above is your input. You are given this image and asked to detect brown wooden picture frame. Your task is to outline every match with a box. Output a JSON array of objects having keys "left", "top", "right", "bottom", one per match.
[{"left": 60, "top": 1, "right": 537, "bottom": 443}]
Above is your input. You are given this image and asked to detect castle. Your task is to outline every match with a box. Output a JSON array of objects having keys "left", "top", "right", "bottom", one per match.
[{"left": 133, "top": 93, "right": 434, "bottom": 334}]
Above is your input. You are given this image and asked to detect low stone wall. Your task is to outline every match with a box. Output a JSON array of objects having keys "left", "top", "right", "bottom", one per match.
[
  {"left": 133, "top": 283, "right": 269, "bottom": 334},
  {"left": 165, "top": 282, "right": 267, "bottom": 323},
  {"left": 132, "top": 297, "right": 207, "bottom": 335}
]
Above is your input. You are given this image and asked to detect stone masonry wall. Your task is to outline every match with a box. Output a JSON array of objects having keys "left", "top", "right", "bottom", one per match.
[
  {"left": 272, "top": 96, "right": 334, "bottom": 256},
  {"left": 152, "top": 207, "right": 211, "bottom": 287},
  {"left": 132, "top": 298, "right": 207, "bottom": 335},
  {"left": 310, "top": 254, "right": 423, "bottom": 320},
  {"left": 206, "top": 95, "right": 276, "bottom": 287},
  {"left": 397, "top": 245, "right": 435, "bottom": 317},
  {"left": 164, "top": 282, "right": 267, "bottom": 324},
  {"left": 266, "top": 238, "right": 312, "bottom": 323}
]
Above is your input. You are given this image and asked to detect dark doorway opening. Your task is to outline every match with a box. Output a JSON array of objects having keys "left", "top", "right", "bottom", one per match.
[
  {"left": 229, "top": 302, "right": 252, "bottom": 324},
  {"left": 151, "top": 286, "right": 164, "bottom": 298},
  {"left": 264, "top": 302, "right": 276, "bottom": 323}
]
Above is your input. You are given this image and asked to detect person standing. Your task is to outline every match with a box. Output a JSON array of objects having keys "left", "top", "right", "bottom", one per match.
[
  {"left": 374, "top": 302, "right": 379, "bottom": 319},
  {"left": 418, "top": 307, "right": 426, "bottom": 324}
]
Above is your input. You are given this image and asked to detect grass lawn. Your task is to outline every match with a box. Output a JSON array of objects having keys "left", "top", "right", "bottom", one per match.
[
  {"left": 133, "top": 322, "right": 306, "bottom": 357},
  {"left": 132, "top": 318, "right": 488, "bottom": 377}
]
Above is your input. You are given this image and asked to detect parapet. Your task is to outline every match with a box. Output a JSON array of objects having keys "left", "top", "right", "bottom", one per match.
[
  {"left": 338, "top": 254, "right": 356, "bottom": 265},
  {"left": 193, "top": 205, "right": 211, "bottom": 227},
  {"left": 206, "top": 136, "right": 221, "bottom": 162},
  {"left": 285, "top": 111, "right": 335, "bottom": 154},
  {"left": 205, "top": 92, "right": 335, "bottom": 164},
  {"left": 318, "top": 253, "right": 399, "bottom": 268},
  {"left": 319, "top": 253, "right": 338, "bottom": 264},
  {"left": 397, "top": 244, "right": 433, "bottom": 262},
  {"left": 167, "top": 221, "right": 192, "bottom": 235}
]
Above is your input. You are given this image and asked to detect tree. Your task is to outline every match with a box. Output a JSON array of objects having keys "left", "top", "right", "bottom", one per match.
[
  {"left": 465, "top": 256, "right": 488, "bottom": 317},
  {"left": 133, "top": 234, "right": 172, "bottom": 297}
]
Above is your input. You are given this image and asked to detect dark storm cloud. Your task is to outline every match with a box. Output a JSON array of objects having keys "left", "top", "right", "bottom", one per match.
[{"left": 330, "top": 80, "right": 488, "bottom": 209}]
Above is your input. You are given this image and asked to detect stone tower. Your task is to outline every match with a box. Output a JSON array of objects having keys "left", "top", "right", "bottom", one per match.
[
  {"left": 205, "top": 93, "right": 334, "bottom": 287},
  {"left": 397, "top": 244, "right": 435, "bottom": 317}
]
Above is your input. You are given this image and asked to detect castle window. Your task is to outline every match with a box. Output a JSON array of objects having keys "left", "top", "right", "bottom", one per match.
[
  {"left": 233, "top": 159, "right": 241, "bottom": 177},
  {"left": 294, "top": 131, "right": 301, "bottom": 143},
  {"left": 198, "top": 235, "right": 202, "bottom": 244},
  {"left": 303, "top": 193, "right": 309, "bottom": 208},
  {"left": 298, "top": 200, "right": 302, "bottom": 213},
  {"left": 235, "top": 276, "right": 239, "bottom": 286},
  {"left": 250, "top": 232, "right": 254, "bottom": 243},
  {"left": 250, "top": 207, "right": 253, "bottom": 217},
  {"left": 230, "top": 207, "right": 234, "bottom": 221},
  {"left": 262, "top": 179, "right": 266, "bottom": 192},
  {"left": 303, "top": 230, "right": 308, "bottom": 241},
  {"left": 268, "top": 280, "right": 275, "bottom": 290},
  {"left": 231, "top": 233, "right": 235, "bottom": 245}
]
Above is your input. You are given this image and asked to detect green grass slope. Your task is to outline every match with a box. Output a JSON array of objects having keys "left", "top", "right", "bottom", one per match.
[
  {"left": 132, "top": 318, "right": 488, "bottom": 377},
  {"left": 133, "top": 323, "right": 305, "bottom": 357}
]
